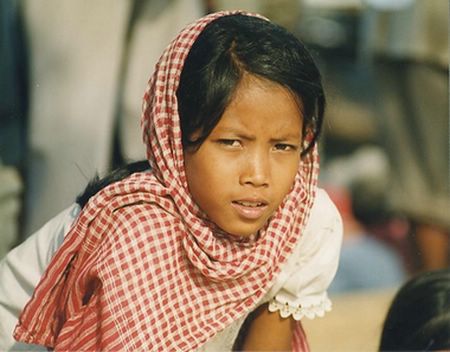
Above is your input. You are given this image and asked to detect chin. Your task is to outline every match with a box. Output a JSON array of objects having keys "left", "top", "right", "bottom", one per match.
[{"left": 224, "top": 222, "right": 266, "bottom": 239}]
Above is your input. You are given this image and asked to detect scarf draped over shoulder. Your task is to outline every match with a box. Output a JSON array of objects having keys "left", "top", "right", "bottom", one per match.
[{"left": 14, "top": 11, "right": 319, "bottom": 351}]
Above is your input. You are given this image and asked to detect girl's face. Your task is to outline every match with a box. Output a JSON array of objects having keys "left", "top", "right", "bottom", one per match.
[{"left": 184, "top": 75, "right": 303, "bottom": 237}]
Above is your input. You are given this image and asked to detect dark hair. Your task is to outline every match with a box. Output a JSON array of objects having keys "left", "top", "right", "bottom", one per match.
[
  {"left": 379, "top": 269, "right": 450, "bottom": 351},
  {"left": 76, "top": 160, "right": 150, "bottom": 208},
  {"left": 177, "top": 14, "right": 325, "bottom": 156}
]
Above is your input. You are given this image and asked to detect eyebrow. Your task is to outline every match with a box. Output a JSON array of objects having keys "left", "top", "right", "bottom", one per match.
[
  {"left": 213, "top": 126, "right": 253, "bottom": 137},
  {"left": 214, "top": 127, "right": 301, "bottom": 142},
  {"left": 270, "top": 136, "right": 302, "bottom": 143}
]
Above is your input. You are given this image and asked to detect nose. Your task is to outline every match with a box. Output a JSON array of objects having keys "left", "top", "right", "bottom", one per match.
[{"left": 239, "top": 150, "right": 270, "bottom": 187}]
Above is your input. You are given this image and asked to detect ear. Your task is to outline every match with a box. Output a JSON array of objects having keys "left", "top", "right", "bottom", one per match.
[{"left": 301, "top": 125, "right": 316, "bottom": 156}]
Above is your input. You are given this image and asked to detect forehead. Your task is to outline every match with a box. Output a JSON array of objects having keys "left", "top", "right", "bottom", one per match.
[{"left": 215, "top": 75, "right": 303, "bottom": 136}]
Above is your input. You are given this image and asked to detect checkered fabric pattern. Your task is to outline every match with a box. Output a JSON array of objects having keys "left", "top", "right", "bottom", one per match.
[{"left": 14, "top": 11, "right": 319, "bottom": 351}]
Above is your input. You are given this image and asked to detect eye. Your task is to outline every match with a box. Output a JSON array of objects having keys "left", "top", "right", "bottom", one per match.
[
  {"left": 217, "top": 139, "right": 242, "bottom": 148},
  {"left": 274, "top": 143, "right": 298, "bottom": 152}
]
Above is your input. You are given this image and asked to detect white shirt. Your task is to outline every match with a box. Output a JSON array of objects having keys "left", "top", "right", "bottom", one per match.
[{"left": 0, "top": 188, "right": 342, "bottom": 351}]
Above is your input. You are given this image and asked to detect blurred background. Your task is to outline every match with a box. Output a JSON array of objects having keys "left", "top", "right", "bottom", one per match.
[{"left": 0, "top": 0, "right": 448, "bottom": 350}]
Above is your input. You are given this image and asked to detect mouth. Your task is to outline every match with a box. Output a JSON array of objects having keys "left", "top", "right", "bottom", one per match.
[
  {"left": 233, "top": 200, "right": 266, "bottom": 207},
  {"left": 231, "top": 199, "right": 269, "bottom": 220}
]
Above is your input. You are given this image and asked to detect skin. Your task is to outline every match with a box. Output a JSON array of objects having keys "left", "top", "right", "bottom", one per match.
[
  {"left": 184, "top": 74, "right": 304, "bottom": 238},
  {"left": 241, "top": 304, "right": 294, "bottom": 351},
  {"left": 184, "top": 74, "right": 304, "bottom": 349}
]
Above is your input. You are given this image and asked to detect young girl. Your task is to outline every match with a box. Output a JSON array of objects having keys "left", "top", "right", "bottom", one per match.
[{"left": 1, "top": 11, "right": 342, "bottom": 351}]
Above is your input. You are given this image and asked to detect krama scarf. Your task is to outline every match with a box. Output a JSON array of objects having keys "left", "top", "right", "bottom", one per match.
[{"left": 14, "top": 11, "right": 319, "bottom": 351}]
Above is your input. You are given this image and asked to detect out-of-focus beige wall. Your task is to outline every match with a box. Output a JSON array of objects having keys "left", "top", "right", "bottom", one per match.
[
  {"left": 212, "top": 0, "right": 300, "bottom": 30},
  {"left": 303, "top": 289, "right": 396, "bottom": 352}
]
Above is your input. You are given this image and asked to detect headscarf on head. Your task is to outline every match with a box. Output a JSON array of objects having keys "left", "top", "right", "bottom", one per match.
[{"left": 14, "top": 11, "right": 319, "bottom": 351}]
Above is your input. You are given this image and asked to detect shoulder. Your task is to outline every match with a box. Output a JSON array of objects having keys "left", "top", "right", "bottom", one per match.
[
  {"left": 95, "top": 201, "right": 181, "bottom": 256},
  {"left": 79, "top": 170, "right": 179, "bottom": 247},
  {"left": 296, "top": 188, "right": 343, "bottom": 262},
  {"left": 290, "top": 188, "right": 343, "bottom": 263},
  {"left": 266, "top": 188, "right": 343, "bottom": 320},
  {"left": 109, "top": 200, "right": 179, "bottom": 231},
  {"left": 307, "top": 188, "right": 342, "bottom": 234}
]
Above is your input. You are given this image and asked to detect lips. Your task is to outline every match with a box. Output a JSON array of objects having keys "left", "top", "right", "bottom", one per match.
[
  {"left": 234, "top": 201, "right": 265, "bottom": 207},
  {"left": 231, "top": 199, "right": 269, "bottom": 220}
]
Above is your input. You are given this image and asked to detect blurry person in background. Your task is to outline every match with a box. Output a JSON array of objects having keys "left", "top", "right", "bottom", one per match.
[
  {"left": 361, "top": 0, "right": 449, "bottom": 271},
  {"left": 379, "top": 268, "right": 450, "bottom": 351},
  {"left": 327, "top": 186, "right": 407, "bottom": 294},
  {"left": 20, "top": 0, "right": 205, "bottom": 238},
  {"left": 324, "top": 147, "right": 407, "bottom": 294},
  {"left": 0, "top": 0, "right": 27, "bottom": 259}
]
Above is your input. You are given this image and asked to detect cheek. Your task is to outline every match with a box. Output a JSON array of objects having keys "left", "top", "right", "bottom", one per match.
[
  {"left": 184, "top": 152, "right": 227, "bottom": 202},
  {"left": 275, "top": 158, "right": 300, "bottom": 195},
  {"left": 184, "top": 154, "right": 201, "bottom": 197}
]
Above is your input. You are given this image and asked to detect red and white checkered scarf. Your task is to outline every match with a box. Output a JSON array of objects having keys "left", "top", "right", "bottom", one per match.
[{"left": 15, "top": 11, "right": 318, "bottom": 351}]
